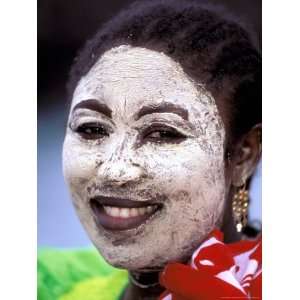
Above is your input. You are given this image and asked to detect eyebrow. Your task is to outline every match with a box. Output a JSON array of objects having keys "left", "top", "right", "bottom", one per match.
[
  {"left": 72, "top": 99, "right": 112, "bottom": 119},
  {"left": 135, "top": 102, "right": 189, "bottom": 121}
]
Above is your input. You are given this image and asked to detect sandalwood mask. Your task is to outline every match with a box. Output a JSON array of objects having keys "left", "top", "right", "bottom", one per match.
[{"left": 63, "top": 45, "right": 227, "bottom": 271}]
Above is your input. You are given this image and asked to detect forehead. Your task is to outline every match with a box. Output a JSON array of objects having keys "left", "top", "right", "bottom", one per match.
[{"left": 71, "top": 45, "right": 218, "bottom": 119}]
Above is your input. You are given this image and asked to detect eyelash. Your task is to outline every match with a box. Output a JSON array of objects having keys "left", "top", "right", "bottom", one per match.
[
  {"left": 73, "top": 123, "right": 187, "bottom": 144},
  {"left": 74, "top": 122, "right": 109, "bottom": 140},
  {"left": 142, "top": 125, "right": 187, "bottom": 144}
]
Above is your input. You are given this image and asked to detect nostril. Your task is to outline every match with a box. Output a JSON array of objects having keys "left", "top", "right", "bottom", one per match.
[
  {"left": 131, "top": 162, "right": 142, "bottom": 168},
  {"left": 95, "top": 159, "right": 103, "bottom": 169},
  {"left": 117, "top": 181, "right": 130, "bottom": 188}
]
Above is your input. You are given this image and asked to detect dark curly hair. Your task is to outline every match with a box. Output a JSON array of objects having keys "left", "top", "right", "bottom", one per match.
[{"left": 67, "top": 0, "right": 261, "bottom": 145}]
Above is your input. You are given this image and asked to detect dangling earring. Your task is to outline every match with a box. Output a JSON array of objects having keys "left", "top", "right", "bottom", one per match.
[{"left": 232, "top": 183, "right": 249, "bottom": 233}]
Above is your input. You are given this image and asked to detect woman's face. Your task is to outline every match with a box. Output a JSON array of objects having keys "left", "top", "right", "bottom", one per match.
[{"left": 63, "top": 45, "right": 227, "bottom": 271}]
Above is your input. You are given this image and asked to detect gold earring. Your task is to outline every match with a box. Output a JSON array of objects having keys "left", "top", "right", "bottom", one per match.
[{"left": 232, "top": 183, "right": 249, "bottom": 233}]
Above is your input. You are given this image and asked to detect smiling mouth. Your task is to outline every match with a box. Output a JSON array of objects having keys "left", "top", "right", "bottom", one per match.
[{"left": 90, "top": 196, "right": 163, "bottom": 231}]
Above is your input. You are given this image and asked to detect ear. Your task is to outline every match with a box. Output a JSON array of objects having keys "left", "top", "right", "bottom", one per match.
[{"left": 230, "top": 124, "right": 262, "bottom": 187}]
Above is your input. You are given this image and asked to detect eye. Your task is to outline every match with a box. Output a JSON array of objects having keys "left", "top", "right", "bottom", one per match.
[
  {"left": 75, "top": 122, "right": 109, "bottom": 140},
  {"left": 143, "top": 126, "right": 186, "bottom": 144}
]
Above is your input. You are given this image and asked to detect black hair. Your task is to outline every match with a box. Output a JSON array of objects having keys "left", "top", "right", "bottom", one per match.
[{"left": 67, "top": 0, "right": 261, "bottom": 144}]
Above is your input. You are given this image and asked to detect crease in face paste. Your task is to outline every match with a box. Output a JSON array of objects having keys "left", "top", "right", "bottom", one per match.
[{"left": 63, "top": 45, "right": 227, "bottom": 271}]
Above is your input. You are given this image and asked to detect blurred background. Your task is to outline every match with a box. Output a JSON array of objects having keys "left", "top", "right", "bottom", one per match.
[{"left": 38, "top": 0, "right": 262, "bottom": 247}]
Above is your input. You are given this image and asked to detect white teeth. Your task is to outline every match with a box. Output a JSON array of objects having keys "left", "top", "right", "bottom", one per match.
[
  {"left": 138, "top": 207, "right": 147, "bottom": 215},
  {"left": 103, "top": 206, "right": 111, "bottom": 214},
  {"left": 103, "top": 205, "right": 157, "bottom": 218},
  {"left": 146, "top": 206, "right": 153, "bottom": 213},
  {"left": 130, "top": 208, "right": 139, "bottom": 217},
  {"left": 111, "top": 207, "right": 120, "bottom": 217},
  {"left": 120, "top": 208, "right": 130, "bottom": 218}
]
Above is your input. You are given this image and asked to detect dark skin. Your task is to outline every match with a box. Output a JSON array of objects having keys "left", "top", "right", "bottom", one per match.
[{"left": 120, "top": 116, "right": 262, "bottom": 300}]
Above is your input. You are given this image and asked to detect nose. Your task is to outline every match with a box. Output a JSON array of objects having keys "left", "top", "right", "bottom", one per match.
[{"left": 97, "top": 142, "right": 145, "bottom": 187}]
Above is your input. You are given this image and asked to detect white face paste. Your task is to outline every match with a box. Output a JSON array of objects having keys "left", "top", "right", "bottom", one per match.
[{"left": 63, "top": 45, "right": 227, "bottom": 271}]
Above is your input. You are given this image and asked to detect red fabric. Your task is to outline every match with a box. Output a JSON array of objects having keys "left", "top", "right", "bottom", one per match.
[{"left": 159, "top": 229, "right": 262, "bottom": 300}]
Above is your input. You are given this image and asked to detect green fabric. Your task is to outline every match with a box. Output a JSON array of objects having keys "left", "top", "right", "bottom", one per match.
[{"left": 38, "top": 248, "right": 128, "bottom": 300}]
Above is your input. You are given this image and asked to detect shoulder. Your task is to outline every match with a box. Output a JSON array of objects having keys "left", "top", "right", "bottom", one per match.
[{"left": 38, "top": 248, "right": 128, "bottom": 300}]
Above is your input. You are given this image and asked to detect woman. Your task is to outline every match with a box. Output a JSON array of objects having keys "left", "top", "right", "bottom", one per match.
[{"left": 38, "top": 0, "right": 261, "bottom": 299}]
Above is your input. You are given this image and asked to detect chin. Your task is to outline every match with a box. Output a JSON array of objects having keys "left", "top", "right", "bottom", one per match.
[
  {"left": 96, "top": 246, "right": 165, "bottom": 271},
  {"left": 93, "top": 239, "right": 195, "bottom": 273}
]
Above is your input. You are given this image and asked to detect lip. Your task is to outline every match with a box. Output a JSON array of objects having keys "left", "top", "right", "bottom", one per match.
[{"left": 90, "top": 196, "right": 162, "bottom": 231}]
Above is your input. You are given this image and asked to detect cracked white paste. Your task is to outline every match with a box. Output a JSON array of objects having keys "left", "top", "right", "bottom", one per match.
[{"left": 63, "top": 45, "right": 227, "bottom": 271}]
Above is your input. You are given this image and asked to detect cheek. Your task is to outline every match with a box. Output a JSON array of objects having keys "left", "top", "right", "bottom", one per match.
[
  {"left": 140, "top": 141, "right": 226, "bottom": 230},
  {"left": 62, "top": 135, "right": 101, "bottom": 192},
  {"left": 139, "top": 141, "right": 225, "bottom": 197}
]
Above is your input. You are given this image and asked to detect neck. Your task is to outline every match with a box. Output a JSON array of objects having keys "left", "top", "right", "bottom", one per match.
[{"left": 121, "top": 271, "right": 164, "bottom": 300}]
